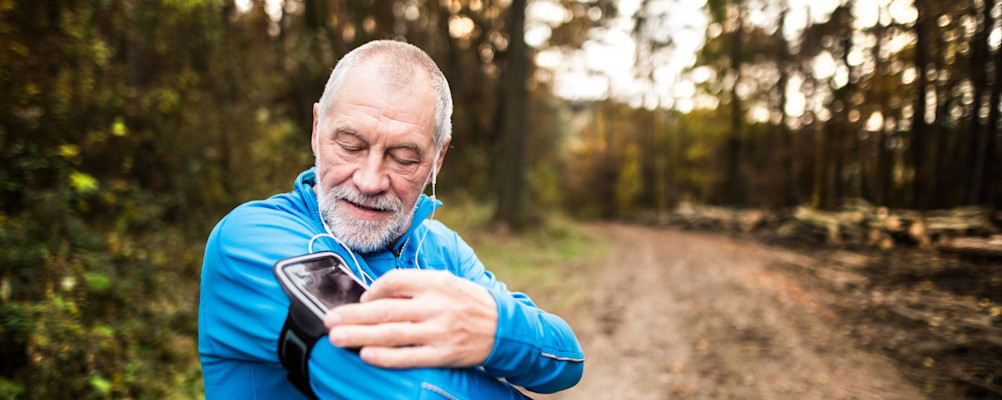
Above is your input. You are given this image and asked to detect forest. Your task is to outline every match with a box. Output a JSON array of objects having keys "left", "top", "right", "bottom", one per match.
[{"left": 1, "top": 0, "right": 1000, "bottom": 398}]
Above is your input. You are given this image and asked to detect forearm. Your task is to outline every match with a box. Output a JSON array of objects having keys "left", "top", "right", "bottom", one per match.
[
  {"left": 480, "top": 289, "right": 585, "bottom": 393},
  {"left": 419, "top": 226, "right": 585, "bottom": 392}
]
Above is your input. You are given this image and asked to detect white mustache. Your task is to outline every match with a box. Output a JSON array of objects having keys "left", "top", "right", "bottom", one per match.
[{"left": 326, "top": 184, "right": 402, "bottom": 213}]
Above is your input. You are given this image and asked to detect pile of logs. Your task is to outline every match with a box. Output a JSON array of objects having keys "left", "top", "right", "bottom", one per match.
[{"left": 653, "top": 199, "right": 1002, "bottom": 258}]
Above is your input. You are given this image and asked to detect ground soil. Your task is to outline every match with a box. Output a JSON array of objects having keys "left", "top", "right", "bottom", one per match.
[{"left": 534, "top": 223, "right": 1002, "bottom": 400}]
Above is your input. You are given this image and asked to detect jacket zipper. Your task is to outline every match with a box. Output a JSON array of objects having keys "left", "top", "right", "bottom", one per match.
[{"left": 392, "top": 237, "right": 409, "bottom": 267}]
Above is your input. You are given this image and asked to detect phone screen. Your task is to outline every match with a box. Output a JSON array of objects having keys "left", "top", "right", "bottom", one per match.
[{"left": 275, "top": 252, "right": 367, "bottom": 319}]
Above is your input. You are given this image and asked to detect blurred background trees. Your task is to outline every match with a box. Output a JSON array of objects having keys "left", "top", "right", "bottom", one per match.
[
  {"left": 0, "top": 0, "right": 999, "bottom": 397},
  {"left": 595, "top": 0, "right": 1002, "bottom": 215}
]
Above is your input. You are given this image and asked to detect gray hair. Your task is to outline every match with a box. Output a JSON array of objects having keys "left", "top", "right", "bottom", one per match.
[{"left": 317, "top": 40, "right": 453, "bottom": 151}]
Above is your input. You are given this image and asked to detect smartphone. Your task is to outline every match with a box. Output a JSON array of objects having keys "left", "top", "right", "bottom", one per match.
[{"left": 273, "top": 251, "right": 368, "bottom": 320}]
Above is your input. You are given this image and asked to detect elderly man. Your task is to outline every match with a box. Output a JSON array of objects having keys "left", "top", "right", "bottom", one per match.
[{"left": 198, "top": 40, "right": 584, "bottom": 399}]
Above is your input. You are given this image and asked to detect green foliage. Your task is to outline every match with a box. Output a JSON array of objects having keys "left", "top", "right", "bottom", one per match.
[
  {"left": 0, "top": 0, "right": 296, "bottom": 397},
  {"left": 2, "top": 0, "right": 593, "bottom": 395},
  {"left": 0, "top": 377, "right": 25, "bottom": 400},
  {"left": 0, "top": 177, "right": 205, "bottom": 398}
]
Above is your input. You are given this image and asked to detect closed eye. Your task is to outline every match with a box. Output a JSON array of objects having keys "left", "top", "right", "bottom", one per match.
[
  {"left": 388, "top": 147, "right": 421, "bottom": 166},
  {"left": 340, "top": 143, "right": 365, "bottom": 153},
  {"left": 332, "top": 130, "right": 368, "bottom": 154}
]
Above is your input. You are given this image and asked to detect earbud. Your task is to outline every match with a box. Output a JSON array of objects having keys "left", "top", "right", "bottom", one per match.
[
  {"left": 430, "top": 149, "right": 439, "bottom": 201},
  {"left": 432, "top": 149, "right": 439, "bottom": 186},
  {"left": 431, "top": 171, "right": 437, "bottom": 201}
]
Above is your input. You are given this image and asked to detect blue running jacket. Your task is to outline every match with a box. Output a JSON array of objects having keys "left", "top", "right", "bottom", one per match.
[{"left": 198, "top": 168, "right": 584, "bottom": 399}]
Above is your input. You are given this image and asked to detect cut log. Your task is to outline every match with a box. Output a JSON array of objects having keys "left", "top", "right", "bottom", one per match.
[
  {"left": 936, "top": 236, "right": 1002, "bottom": 259},
  {"left": 909, "top": 217, "right": 931, "bottom": 248},
  {"left": 661, "top": 200, "right": 1000, "bottom": 251}
]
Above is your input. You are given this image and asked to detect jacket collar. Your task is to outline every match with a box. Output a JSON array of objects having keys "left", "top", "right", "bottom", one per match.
[{"left": 294, "top": 168, "right": 441, "bottom": 255}]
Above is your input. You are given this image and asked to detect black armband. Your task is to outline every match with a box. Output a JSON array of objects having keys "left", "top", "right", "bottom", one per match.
[
  {"left": 278, "top": 297, "right": 327, "bottom": 400},
  {"left": 273, "top": 252, "right": 368, "bottom": 400}
]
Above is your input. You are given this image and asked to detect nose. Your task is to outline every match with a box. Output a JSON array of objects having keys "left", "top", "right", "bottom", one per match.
[{"left": 352, "top": 152, "right": 390, "bottom": 195}]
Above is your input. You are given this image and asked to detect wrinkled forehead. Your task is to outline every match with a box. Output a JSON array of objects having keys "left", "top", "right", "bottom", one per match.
[{"left": 323, "top": 65, "right": 437, "bottom": 144}]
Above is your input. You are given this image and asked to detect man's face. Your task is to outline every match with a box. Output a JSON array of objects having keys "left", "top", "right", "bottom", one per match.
[{"left": 311, "top": 61, "right": 448, "bottom": 252}]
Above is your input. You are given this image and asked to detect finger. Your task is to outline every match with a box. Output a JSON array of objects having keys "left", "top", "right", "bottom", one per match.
[
  {"left": 358, "top": 344, "right": 454, "bottom": 369},
  {"left": 329, "top": 321, "right": 438, "bottom": 349},
  {"left": 362, "top": 269, "right": 453, "bottom": 302},
  {"left": 324, "top": 298, "right": 430, "bottom": 328}
]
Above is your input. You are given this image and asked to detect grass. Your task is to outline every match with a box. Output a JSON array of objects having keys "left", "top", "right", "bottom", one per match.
[{"left": 434, "top": 199, "right": 608, "bottom": 312}]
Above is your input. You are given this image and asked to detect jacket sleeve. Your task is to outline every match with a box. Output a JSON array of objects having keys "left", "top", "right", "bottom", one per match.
[
  {"left": 448, "top": 231, "right": 585, "bottom": 394},
  {"left": 199, "top": 204, "right": 531, "bottom": 400}
]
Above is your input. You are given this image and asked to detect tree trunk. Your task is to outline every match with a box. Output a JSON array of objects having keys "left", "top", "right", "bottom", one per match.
[
  {"left": 496, "top": 0, "right": 530, "bottom": 229},
  {"left": 988, "top": 0, "right": 1002, "bottom": 209},
  {"left": 911, "top": 0, "right": 930, "bottom": 210},
  {"left": 640, "top": 109, "right": 659, "bottom": 209},
  {"left": 837, "top": 5, "right": 856, "bottom": 205},
  {"left": 966, "top": 0, "right": 989, "bottom": 204},
  {"left": 971, "top": 0, "right": 996, "bottom": 205},
  {"left": 598, "top": 103, "right": 618, "bottom": 218},
  {"left": 932, "top": 14, "right": 949, "bottom": 209},
  {"left": 812, "top": 118, "right": 826, "bottom": 208},
  {"left": 724, "top": 6, "right": 745, "bottom": 206},
  {"left": 871, "top": 9, "right": 893, "bottom": 206},
  {"left": 775, "top": 6, "right": 792, "bottom": 208}
]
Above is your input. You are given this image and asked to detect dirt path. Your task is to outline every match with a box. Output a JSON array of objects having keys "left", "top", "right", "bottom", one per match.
[{"left": 536, "top": 223, "right": 932, "bottom": 399}]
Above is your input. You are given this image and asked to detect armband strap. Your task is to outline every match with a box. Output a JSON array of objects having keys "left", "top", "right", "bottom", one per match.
[{"left": 278, "top": 296, "right": 329, "bottom": 400}]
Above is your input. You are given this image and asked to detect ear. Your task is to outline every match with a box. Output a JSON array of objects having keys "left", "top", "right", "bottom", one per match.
[
  {"left": 428, "top": 137, "right": 451, "bottom": 185},
  {"left": 311, "top": 103, "right": 321, "bottom": 157}
]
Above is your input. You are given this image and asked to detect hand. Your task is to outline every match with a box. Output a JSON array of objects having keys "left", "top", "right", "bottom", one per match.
[{"left": 323, "top": 269, "right": 498, "bottom": 369}]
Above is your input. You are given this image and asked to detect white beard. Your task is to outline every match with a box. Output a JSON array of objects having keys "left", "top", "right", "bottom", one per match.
[{"left": 314, "top": 181, "right": 415, "bottom": 253}]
